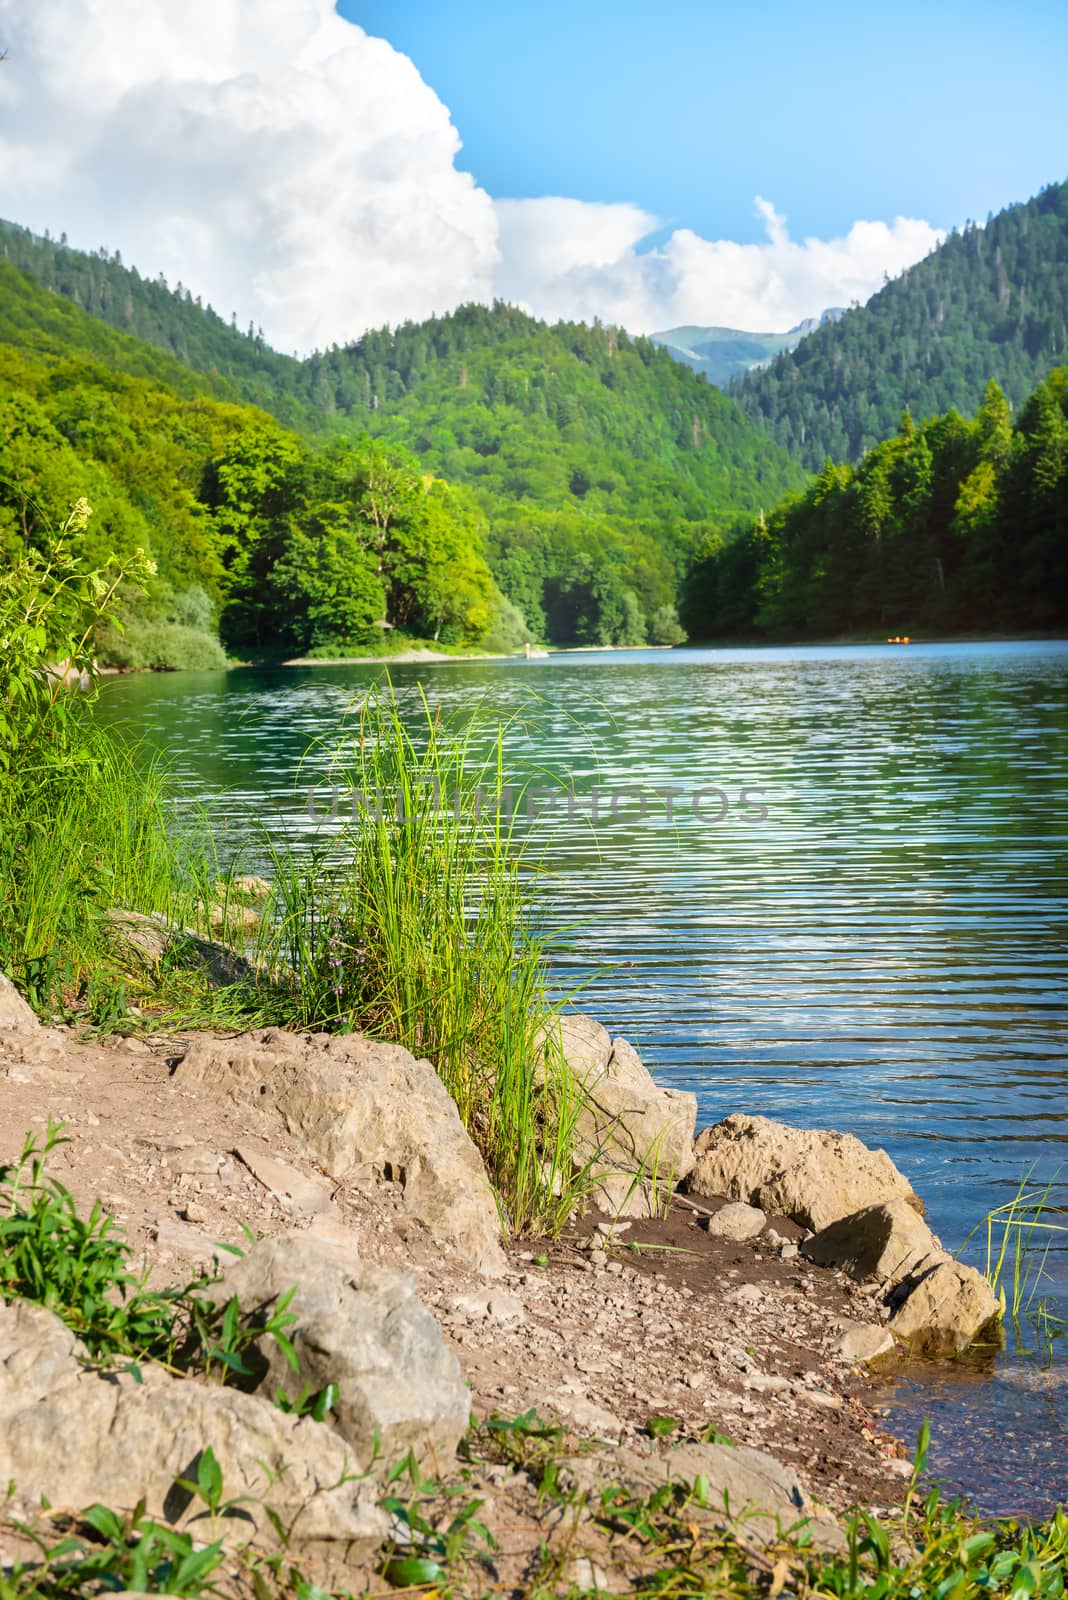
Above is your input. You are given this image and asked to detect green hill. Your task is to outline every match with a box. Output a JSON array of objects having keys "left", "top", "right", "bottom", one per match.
[
  {"left": 732, "top": 178, "right": 1068, "bottom": 470},
  {"left": 1, "top": 224, "right": 806, "bottom": 646},
  {"left": 651, "top": 312, "right": 842, "bottom": 388},
  {"left": 0, "top": 269, "right": 510, "bottom": 665}
]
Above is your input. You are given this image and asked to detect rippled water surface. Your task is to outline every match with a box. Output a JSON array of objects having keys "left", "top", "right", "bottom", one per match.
[{"left": 102, "top": 641, "right": 1068, "bottom": 1513}]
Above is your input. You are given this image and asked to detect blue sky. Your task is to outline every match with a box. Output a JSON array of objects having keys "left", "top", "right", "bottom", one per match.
[{"left": 342, "top": 0, "right": 1067, "bottom": 244}]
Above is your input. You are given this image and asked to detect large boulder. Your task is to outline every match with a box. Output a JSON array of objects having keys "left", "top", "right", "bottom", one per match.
[
  {"left": 888, "top": 1258, "right": 1001, "bottom": 1355},
  {"left": 202, "top": 1235, "right": 470, "bottom": 1471},
  {"left": 803, "top": 1199, "right": 941, "bottom": 1287},
  {"left": 549, "top": 1013, "right": 697, "bottom": 1218},
  {"left": 0, "top": 974, "right": 38, "bottom": 1034},
  {"left": 0, "top": 1299, "right": 384, "bottom": 1550},
  {"left": 558, "top": 1440, "right": 842, "bottom": 1551},
  {"left": 174, "top": 1029, "right": 505, "bottom": 1273},
  {"left": 688, "top": 1114, "right": 921, "bottom": 1232},
  {"left": 802, "top": 1201, "right": 1001, "bottom": 1355}
]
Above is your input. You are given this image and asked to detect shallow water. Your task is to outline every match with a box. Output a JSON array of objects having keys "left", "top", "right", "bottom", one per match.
[{"left": 101, "top": 640, "right": 1068, "bottom": 1514}]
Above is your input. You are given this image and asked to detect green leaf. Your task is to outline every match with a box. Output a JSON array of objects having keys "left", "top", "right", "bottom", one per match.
[
  {"left": 382, "top": 1556, "right": 444, "bottom": 1586},
  {"left": 196, "top": 1446, "right": 223, "bottom": 1508}
]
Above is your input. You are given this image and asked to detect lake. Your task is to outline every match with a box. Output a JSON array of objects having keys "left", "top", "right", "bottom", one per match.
[{"left": 101, "top": 639, "right": 1068, "bottom": 1515}]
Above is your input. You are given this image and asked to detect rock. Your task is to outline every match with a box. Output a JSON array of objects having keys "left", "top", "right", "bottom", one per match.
[
  {"left": 832, "top": 1321, "right": 897, "bottom": 1363},
  {"left": 780, "top": 1242, "right": 799, "bottom": 1261},
  {"left": 547, "top": 1013, "right": 697, "bottom": 1217},
  {"left": 888, "top": 1257, "right": 1001, "bottom": 1354},
  {"left": 234, "top": 1144, "right": 336, "bottom": 1216},
  {"left": 174, "top": 1029, "right": 505, "bottom": 1273},
  {"left": 703, "top": 1201, "right": 766, "bottom": 1241},
  {"left": 560, "top": 1558, "right": 610, "bottom": 1592},
  {"left": 201, "top": 1236, "right": 469, "bottom": 1473},
  {"left": 558, "top": 1441, "right": 843, "bottom": 1550},
  {"left": 0, "top": 1299, "right": 384, "bottom": 1550},
  {"left": 0, "top": 973, "right": 38, "bottom": 1034},
  {"left": 689, "top": 1114, "right": 921, "bottom": 1232},
  {"left": 803, "top": 1200, "right": 941, "bottom": 1288},
  {"left": 228, "top": 875, "right": 272, "bottom": 901},
  {"left": 105, "top": 909, "right": 256, "bottom": 988}
]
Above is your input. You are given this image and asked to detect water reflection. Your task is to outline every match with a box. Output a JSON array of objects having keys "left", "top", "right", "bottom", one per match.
[{"left": 100, "top": 641, "right": 1068, "bottom": 1512}]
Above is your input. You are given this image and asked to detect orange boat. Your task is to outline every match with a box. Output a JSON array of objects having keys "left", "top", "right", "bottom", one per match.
[{"left": 886, "top": 635, "right": 911, "bottom": 644}]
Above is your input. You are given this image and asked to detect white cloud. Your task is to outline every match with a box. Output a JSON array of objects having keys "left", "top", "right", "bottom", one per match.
[
  {"left": 493, "top": 194, "right": 944, "bottom": 335},
  {"left": 0, "top": 0, "right": 943, "bottom": 350},
  {"left": 0, "top": 0, "right": 499, "bottom": 352}
]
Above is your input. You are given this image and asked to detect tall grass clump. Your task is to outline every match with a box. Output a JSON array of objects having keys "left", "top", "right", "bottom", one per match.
[
  {"left": 0, "top": 500, "right": 225, "bottom": 1012},
  {"left": 963, "top": 1169, "right": 1068, "bottom": 1320},
  {"left": 264, "top": 686, "right": 588, "bottom": 1234}
]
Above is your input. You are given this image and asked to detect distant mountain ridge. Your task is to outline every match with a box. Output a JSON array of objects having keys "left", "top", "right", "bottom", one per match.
[
  {"left": 652, "top": 310, "right": 843, "bottom": 387},
  {"left": 732, "top": 177, "right": 1068, "bottom": 469}
]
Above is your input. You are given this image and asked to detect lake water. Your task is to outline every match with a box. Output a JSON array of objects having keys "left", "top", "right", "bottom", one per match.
[{"left": 101, "top": 640, "right": 1068, "bottom": 1515}]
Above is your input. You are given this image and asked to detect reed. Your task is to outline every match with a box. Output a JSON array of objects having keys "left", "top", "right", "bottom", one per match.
[
  {"left": 962, "top": 1168, "right": 1067, "bottom": 1322},
  {"left": 260, "top": 685, "right": 592, "bottom": 1234}
]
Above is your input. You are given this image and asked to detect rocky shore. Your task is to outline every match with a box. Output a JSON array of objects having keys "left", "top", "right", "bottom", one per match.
[{"left": 0, "top": 973, "right": 1002, "bottom": 1596}]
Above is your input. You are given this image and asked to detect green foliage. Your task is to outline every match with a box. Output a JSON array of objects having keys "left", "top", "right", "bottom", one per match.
[
  {"left": 0, "top": 1122, "right": 301, "bottom": 1391},
  {"left": 683, "top": 370, "right": 1068, "bottom": 637},
  {"left": 735, "top": 178, "right": 1068, "bottom": 469},
  {"left": 0, "top": 1122, "right": 175, "bottom": 1360},
  {"left": 2, "top": 1502, "right": 225, "bottom": 1598},
  {"left": 0, "top": 497, "right": 154, "bottom": 769}
]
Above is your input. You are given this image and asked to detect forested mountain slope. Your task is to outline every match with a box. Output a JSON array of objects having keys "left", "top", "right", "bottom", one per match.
[
  {"left": 652, "top": 311, "right": 842, "bottom": 388},
  {"left": 1, "top": 227, "right": 805, "bottom": 646},
  {"left": 732, "top": 179, "right": 1068, "bottom": 469},
  {"left": 0, "top": 272, "right": 510, "bottom": 665},
  {"left": 1, "top": 221, "right": 801, "bottom": 527},
  {"left": 683, "top": 370, "right": 1068, "bottom": 639}
]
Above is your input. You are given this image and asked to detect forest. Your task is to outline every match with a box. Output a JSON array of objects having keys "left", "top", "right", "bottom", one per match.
[
  {"left": 0, "top": 249, "right": 802, "bottom": 660},
  {"left": 733, "top": 179, "right": 1068, "bottom": 470},
  {"left": 681, "top": 370, "right": 1068, "bottom": 638}
]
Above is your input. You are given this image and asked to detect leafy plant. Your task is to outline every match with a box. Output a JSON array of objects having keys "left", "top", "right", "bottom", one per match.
[
  {"left": 0, "top": 1122, "right": 301, "bottom": 1394},
  {"left": 3, "top": 1499, "right": 225, "bottom": 1598}
]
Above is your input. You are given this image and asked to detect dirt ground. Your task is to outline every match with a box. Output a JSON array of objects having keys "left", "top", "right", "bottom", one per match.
[{"left": 0, "top": 1019, "right": 911, "bottom": 1525}]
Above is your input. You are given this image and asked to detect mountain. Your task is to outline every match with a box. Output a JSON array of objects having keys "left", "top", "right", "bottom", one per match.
[
  {"left": 652, "top": 310, "right": 843, "bottom": 387},
  {"left": 732, "top": 178, "right": 1068, "bottom": 470},
  {"left": 0, "top": 230, "right": 805, "bottom": 653}
]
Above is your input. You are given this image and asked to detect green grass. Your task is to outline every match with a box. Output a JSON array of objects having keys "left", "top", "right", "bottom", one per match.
[
  {"left": 260, "top": 685, "right": 592, "bottom": 1234},
  {"left": 962, "top": 1170, "right": 1068, "bottom": 1359}
]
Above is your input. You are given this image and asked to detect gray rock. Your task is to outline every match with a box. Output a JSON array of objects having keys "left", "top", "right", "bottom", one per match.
[
  {"left": 0, "top": 973, "right": 38, "bottom": 1034},
  {"left": 201, "top": 1235, "right": 470, "bottom": 1471},
  {"left": 888, "top": 1257, "right": 1001, "bottom": 1355},
  {"left": 803, "top": 1200, "right": 941, "bottom": 1288},
  {"left": 174, "top": 1029, "right": 505, "bottom": 1273},
  {"left": 546, "top": 1013, "right": 697, "bottom": 1217},
  {"left": 704, "top": 1201, "right": 766, "bottom": 1241},
  {"left": 559, "top": 1441, "right": 843, "bottom": 1550},
  {"left": 833, "top": 1321, "right": 897, "bottom": 1363},
  {"left": 0, "top": 1299, "right": 384, "bottom": 1551},
  {"left": 689, "top": 1114, "right": 921, "bottom": 1232}
]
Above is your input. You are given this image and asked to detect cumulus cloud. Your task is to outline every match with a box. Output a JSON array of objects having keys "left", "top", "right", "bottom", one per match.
[
  {"left": 494, "top": 194, "right": 944, "bottom": 334},
  {"left": 0, "top": 0, "right": 943, "bottom": 350},
  {"left": 0, "top": 0, "right": 499, "bottom": 351}
]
